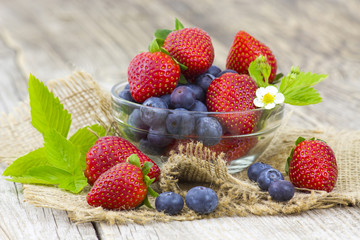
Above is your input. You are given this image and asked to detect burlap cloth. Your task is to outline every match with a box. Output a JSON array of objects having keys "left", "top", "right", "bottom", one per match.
[{"left": 0, "top": 71, "right": 359, "bottom": 224}]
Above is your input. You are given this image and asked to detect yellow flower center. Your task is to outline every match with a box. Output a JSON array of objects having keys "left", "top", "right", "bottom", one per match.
[{"left": 262, "top": 93, "right": 275, "bottom": 104}]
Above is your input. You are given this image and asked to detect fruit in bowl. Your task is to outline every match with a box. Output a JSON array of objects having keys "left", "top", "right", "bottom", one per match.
[{"left": 111, "top": 18, "right": 327, "bottom": 173}]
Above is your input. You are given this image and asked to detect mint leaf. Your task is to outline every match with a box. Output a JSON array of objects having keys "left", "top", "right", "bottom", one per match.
[
  {"left": 43, "top": 129, "right": 81, "bottom": 173},
  {"left": 2, "top": 148, "right": 47, "bottom": 177},
  {"left": 29, "top": 74, "right": 72, "bottom": 138},
  {"left": 69, "top": 124, "right": 106, "bottom": 169}
]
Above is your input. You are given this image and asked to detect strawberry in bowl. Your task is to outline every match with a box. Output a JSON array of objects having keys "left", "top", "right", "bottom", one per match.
[{"left": 111, "top": 19, "right": 327, "bottom": 173}]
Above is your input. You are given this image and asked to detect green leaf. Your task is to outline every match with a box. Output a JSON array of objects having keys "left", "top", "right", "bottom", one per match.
[
  {"left": 148, "top": 39, "right": 161, "bottom": 53},
  {"left": 142, "top": 162, "right": 153, "bottom": 177},
  {"left": 175, "top": 18, "right": 185, "bottom": 30},
  {"left": 178, "top": 74, "right": 188, "bottom": 84},
  {"left": 43, "top": 129, "right": 82, "bottom": 173},
  {"left": 28, "top": 74, "right": 72, "bottom": 138},
  {"left": 248, "top": 55, "right": 271, "bottom": 88},
  {"left": 127, "top": 154, "right": 141, "bottom": 168},
  {"left": 2, "top": 148, "right": 47, "bottom": 177},
  {"left": 279, "top": 68, "right": 327, "bottom": 106},
  {"left": 295, "top": 136, "right": 306, "bottom": 145},
  {"left": 27, "top": 166, "right": 88, "bottom": 193},
  {"left": 69, "top": 124, "right": 106, "bottom": 169},
  {"left": 154, "top": 29, "right": 172, "bottom": 41},
  {"left": 285, "top": 156, "right": 291, "bottom": 175}
]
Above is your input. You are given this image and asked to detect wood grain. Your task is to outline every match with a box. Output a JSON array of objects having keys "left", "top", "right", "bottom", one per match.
[{"left": 0, "top": 0, "right": 359, "bottom": 239}]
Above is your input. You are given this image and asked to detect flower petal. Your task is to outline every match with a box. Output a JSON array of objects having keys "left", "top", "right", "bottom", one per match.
[
  {"left": 256, "top": 87, "right": 266, "bottom": 98},
  {"left": 254, "top": 98, "right": 265, "bottom": 107},
  {"left": 266, "top": 85, "right": 279, "bottom": 95},
  {"left": 274, "top": 92, "right": 285, "bottom": 104},
  {"left": 264, "top": 103, "right": 276, "bottom": 109}
]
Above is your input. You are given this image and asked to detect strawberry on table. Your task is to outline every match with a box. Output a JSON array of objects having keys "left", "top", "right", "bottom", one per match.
[
  {"left": 127, "top": 41, "right": 181, "bottom": 103},
  {"left": 84, "top": 136, "right": 161, "bottom": 185},
  {"left": 206, "top": 72, "right": 259, "bottom": 135},
  {"left": 286, "top": 137, "right": 338, "bottom": 193},
  {"left": 226, "top": 31, "right": 277, "bottom": 83},
  {"left": 156, "top": 18, "right": 214, "bottom": 79},
  {"left": 86, "top": 154, "right": 158, "bottom": 210}
]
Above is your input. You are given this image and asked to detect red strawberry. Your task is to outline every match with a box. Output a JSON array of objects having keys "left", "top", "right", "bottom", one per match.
[
  {"left": 206, "top": 72, "right": 259, "bottom": 135},
  {"left": 163, "top": 27, "right": 214, "bottom": 79},
  {"left": 86, "top": 155, "right": 158, "bottom": 210},
  {"left": 127, "top": 51, "right": 180, "bottom": 103},
  {"left": 226, "top": 31, "right": 277, "bottom": 83},
  {"left": 84, "top": 136, "right": 161, "bottom": 185},
  {"left": 286, "top": 137, "right": 338, "bottom": 193},
  {"left": 208, "top": 135, "right": 258, "bottom": 163}
]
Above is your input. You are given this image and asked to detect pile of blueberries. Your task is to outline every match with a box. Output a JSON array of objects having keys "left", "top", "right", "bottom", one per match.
[
  {"left": 155, "top": 186, "right": 219, "bottom": 215},
  {"left": 247, "top": 162, "right": 295, "bottom": 202},
  {"left": 118, "top": 66, "right": 238, "bottom": 155}
]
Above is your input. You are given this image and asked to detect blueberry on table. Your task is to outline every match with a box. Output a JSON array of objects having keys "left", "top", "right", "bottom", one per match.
[
  {"left": 196, "top": 117, "right": 222, "bottom": 146},
  {"left": 166, "top": 108, "right": 195, "bottom": 138},
  {"left": 140, "top": 97, "right": 168, "bottom": 127},
  {"left": 195, "top": 73, "right": 215, "bottom": 92},
  {"left": 170, "top": 86, "right": 196, "bottom": 110},
  {"left": 268, "top": 180, "right": 295, "bottom": 202},
  {"left": 206, "top": 65, "right": 222, "bottom": 76},
  {"left": 185, "top": 186, "right": 218, "bottom": 214},
  {"left": 155, "top": 192, "right": 184, "bottom": 215},
  {"left": 257, "top": 168, "right": 284, "bottom": 191},
  {"left": 247, "top": 162, "right": 273, "bottom": 182}
]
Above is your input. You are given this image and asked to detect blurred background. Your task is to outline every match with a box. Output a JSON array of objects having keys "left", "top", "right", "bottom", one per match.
[{"left": 0, "top": 0, "right": 359, "bottom": 129}]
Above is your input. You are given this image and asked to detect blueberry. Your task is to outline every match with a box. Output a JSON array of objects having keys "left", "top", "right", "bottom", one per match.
[
  {"left": 189, "top": 100, "right": 208, "bottom": 112},
  {"left": 124, "top": 109, "right": 149, "bottom": 141},
  {"left": 140, "top": 97, "right": 168, "bottom": 127},
  {"left": 206, "top": 65, "right": 222, "bottom": 76},
  {"left": 138, "top": 138, "right": 165, "bottom": 155},
  {"left": 195, "top": 73, "right": 215, "bottom": 92},
  {"left": 147, "top": 125, "right": 173, "bottom": 148},
  {"left": 160, "top": 94, "right": 172, "bottom": 108},
  {"left": 170, "top": 86, "right": 196, "bottom": 110},
  {"left": 155, "top": 192, "right": 184, "bottom": 215},
  {"left": 186, "top": 84, "right": 205, "bottom": 102},
  {"left": 196, "top": 117, "right": 222, "bottom": 146},
  {"left": 257, "top": 168, "right": 284, "bottom": 191},
  {"left": 247, "top": 162, "right": 273, "bottom": 182},
  {"left": 118, "top": 88, "right": 136, "bottom": 103},
  {"left": 166, "top": 108, "right": 195, "bottom": 138},
  {"left": 185, "top": 186, "right": 218, "bottom": 214},
  {"left": 217, "top": 69, "right": 238, "bottom": 77},
  {"left": 268, "top": 180, "right": 295, "bottom": 202}
]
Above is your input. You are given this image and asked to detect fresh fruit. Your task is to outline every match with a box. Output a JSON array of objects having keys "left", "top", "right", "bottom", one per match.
[
  {"left": 86, "top": 155, "right": 158, "bottom": 210},
  {"left": 185, "top": 186, "right": 218, "bottom": 214},
  {"left": 148, "top": 125, "right": 173, "bottom": 147},
  {"left": 195, "top": 73, "right": 216, "bottom": 92},
  {"left": 140, "top": 97, "right": 169, "bottom": 128},
  {"left": 186, "top": 84, "right": 205, "bottom": 102},
  {"left": 286, "top": 137, "right": 338, "bottom": 192},
  {"left": 84, "top": 136, "right": 161, "bottom": 185},
  {"left": 206, "top": 65, "right": 222, "bottom": 76},
  {"left": 268, "top": 180, "right": 295, "bottom": 202},
  {"left": 247, "top": 162, "right": 273, "bottom": 182},
  {"left": 206, "top": 72, "right": 259, "bottom": 135},
  {"left": 257, "top": 168, "right": 284, "bottom": 191},
  {"left": 165, "top": 108, "right": 195, "bottom": 138},
  {"left": 195, "top": 117, "right": 223, "bottom": 146},
  {"left": 127, "top": 51, "right": 180, "bottom": 103},
  {"left": 226, "top": 31, "right": 277, "bottom": 83},
  {"left": 155, "top": 192, "right": 184, "bottom": 215},
  {"left": 170, "top": 86, "right": 196, "bottom": 109},
  {"left": 208, "top": 135, "right": 258, "bottom": 162},
  {"left": 162, "top": 26, "right": 214, "bottom": 79}
]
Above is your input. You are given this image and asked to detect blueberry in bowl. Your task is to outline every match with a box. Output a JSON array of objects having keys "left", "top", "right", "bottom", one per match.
[{"left": 111, "top": 81, "right": 284, "bottom": 174}]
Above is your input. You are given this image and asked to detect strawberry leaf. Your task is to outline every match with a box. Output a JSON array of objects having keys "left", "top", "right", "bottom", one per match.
[
  {"left": 154, "top": 29, "right": 172, "bottom": 41},
  {"left": 278, "top": 67, "right": 327, "bottom": 105},
  {"left": 295, "top": 136, "right": 306, "bottom": 145},
  {"left": 175, "top": 18, "right": 184, "bottom": 30},
  {"left": 248, "top": 55, "right": 271, "bottom": 87},
  {"left": 148, "top": 39, "right": 161, "bottom": 53},
  {"left": 127, "top": 154, "right": 141, "bottom": 168},
  {"left": 29, "top": 74, "right": 71, "bottom": 138}
]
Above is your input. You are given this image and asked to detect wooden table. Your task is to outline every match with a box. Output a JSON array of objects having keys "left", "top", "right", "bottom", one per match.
[{"left": 1, "top": 0, "right": 359, "bottom": 239}]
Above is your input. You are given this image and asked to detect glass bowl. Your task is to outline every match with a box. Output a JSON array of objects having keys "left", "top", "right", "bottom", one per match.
[{"left": 111, "top": 82, "right": 284, "bottom": 173}]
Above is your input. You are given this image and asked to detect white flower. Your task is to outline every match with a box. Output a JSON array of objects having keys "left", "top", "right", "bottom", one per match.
[{"left": 254, "top": 86, "right": 285, "bottom": 109}]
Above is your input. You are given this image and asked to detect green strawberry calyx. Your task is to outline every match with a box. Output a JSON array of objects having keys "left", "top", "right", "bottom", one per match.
[
  {"left": 249, "top": 55, "right": 328, "bottom": 108},
  {"left": 127, "top": 154, "right": 159, "bottom": 209}
]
